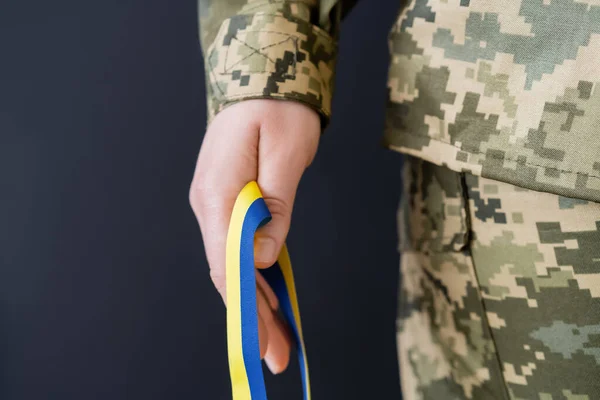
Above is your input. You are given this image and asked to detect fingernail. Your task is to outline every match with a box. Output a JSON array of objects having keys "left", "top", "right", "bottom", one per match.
[
  {"left": 255, "top": 237, "right": 276, "bottom": 266},
  {"left": 264, "top": 354, "right": 282, "bottom": 375}
]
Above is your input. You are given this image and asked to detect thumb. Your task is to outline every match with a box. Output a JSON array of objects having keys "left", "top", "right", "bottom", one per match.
[
  {"left": 253, "top": 123, "right": 318, "bottom": 269},
  {"left": 253, "top": 161, "right": 302, "bottom": 269},
  {"left": 253, "top": 196, "right": 294, "bottom": 269}
]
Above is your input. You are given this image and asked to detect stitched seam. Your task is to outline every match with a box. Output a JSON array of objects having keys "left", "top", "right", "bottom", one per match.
[
  {"left": 398, "top": 130, "right": 600, "bottom": 181},
  {"left": 223, "top": 36, "right": 298, "bottom": 77},
  {"left": 208, "top": 14, "right": 334, "bottom": 104},
  {"left": 210, "top": 32, "right": 299, "bottom": 93},
  {"left": 254, "top": 36, "right": 294, "bottom": 50},
  {"left": 462, "top": 253, "right": 511, "bottom": 400},
  {"left": 224, "top": 36, "right": 280, "bottom": 73},
  {"left": 461, "top": 177, "right": 511, "bottom": 400},
  {"left": 236, "top": 28, "right": 331, "bottom": 41},
  {"left": 218, "top": 94, "right": 330, "bottom": 116}
]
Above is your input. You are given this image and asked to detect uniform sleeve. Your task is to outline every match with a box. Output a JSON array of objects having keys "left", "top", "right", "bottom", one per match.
[{"left": 198, "top": 0, "right": 356, "bottom": 127}]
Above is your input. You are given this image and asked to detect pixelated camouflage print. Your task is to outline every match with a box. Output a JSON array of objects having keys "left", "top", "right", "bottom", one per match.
[
  {"left": 385, "top": 0, "right": 600, "bottom": 203},
  {"left": 397, "top": 157, "right": 509, "bottom": 400},
  {"left": 398, "top": 156, "right": 600, "bottom": 399},
  {"left": 198, "top": 1, "right": 342, "bottom": 125},
  {"left": 198, "top": 0, "right": 351, "bottom": 50},
  {"left": 466, "top": 171, "right": 600, "bottom": 400}
]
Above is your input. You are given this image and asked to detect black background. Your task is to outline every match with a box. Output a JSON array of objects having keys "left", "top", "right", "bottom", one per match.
[{"left": 0, "top": 0, "right": 403, "bottom": 398}]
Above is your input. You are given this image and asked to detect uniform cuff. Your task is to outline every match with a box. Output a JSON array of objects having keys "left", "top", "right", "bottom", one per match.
[{"left": 204, "top": 12, "right": 337, "bottom": 127}]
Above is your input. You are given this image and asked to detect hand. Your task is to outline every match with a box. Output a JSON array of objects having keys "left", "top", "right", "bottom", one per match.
[{"left": 190, "top": 99, "right": 320, "bottom": 374}]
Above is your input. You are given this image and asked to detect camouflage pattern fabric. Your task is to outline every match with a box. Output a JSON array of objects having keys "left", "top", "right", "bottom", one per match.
[
  {"left": 386, "top": 0, "right": 600, "bottom": 204},
  {"left": 198, "top": 0, "right": 344, "bottom": 124},
  {"left": 398, "top": 155, "right": 600, "bottom": 399},
  {"left": 199, "top": 0, "right": 600, "bottom": 202},
  {"left": 198, "top": 1, "right": 600, "bottom": 398}
]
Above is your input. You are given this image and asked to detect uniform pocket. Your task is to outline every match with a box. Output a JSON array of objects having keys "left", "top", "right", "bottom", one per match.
[
  {"left": 399, "top": 156, "right": 470, "bottom": 255},
  {"left": 397, "top": 157, "right": 510, "bottom": 400}
]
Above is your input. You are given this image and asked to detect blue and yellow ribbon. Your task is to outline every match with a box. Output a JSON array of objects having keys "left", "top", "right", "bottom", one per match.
[{"left": 226, "top": 181, "right": 311, "bottom": 400}]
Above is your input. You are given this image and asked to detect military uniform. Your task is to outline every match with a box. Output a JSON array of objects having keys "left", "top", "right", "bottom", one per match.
[{"left": 198, "top": 0, "right": 600, "bottom": 398}]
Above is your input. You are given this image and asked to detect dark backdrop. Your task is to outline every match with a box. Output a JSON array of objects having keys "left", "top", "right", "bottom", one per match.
[{"left": 0, "top": 0, "right": 403, "bottom": 398}]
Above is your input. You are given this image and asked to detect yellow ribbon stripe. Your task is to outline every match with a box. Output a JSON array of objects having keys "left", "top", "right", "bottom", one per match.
[{"left": 226, "top": 181, "right": 311, "bottom": 400}]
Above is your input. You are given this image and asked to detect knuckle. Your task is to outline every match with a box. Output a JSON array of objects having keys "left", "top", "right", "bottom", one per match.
[
  {"left": 188, "top": 183, "right": 198, "bottom": 209},
  {"left": 262, "top": 196, "right": 291, "bottom": 219},
  {"left": 188, "top": 178, "right": 211, "bottom": 212}
]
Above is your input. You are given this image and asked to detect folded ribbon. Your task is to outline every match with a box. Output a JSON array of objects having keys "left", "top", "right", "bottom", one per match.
[{"left": 226, "top": 181, "right": 311, "bottom": 400}]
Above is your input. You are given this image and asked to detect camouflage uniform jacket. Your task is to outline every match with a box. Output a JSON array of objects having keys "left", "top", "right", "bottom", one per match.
[{"left": 199, "top": 0, "right": 600, "bottom": 203}]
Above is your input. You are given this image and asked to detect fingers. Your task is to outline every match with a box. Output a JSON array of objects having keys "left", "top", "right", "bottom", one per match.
[
  {"left": 190, "top": 106, "right": 260, "bottom": 302},
  {"left": 256, "top": 271, "right": 279, "bottom": 310},
  {"left": 190, "top": 100, "right": 319, "bottom": 376},
  {"left": 257, "top": 283, "right": 291, "bottom": 374},
  {"left": 258, "top": 310, "right": 268, "bottom": 359},
  {"left": 256, "top": 271, "right": 284, "bottom": 365}
]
